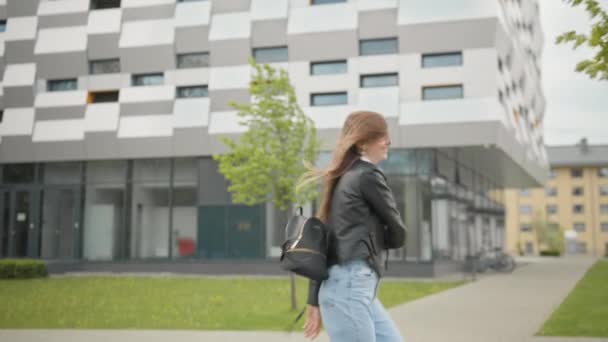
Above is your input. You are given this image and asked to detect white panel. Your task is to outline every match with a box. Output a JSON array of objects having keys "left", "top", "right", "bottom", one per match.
[
  {"left": 0, "top": 107, "right": 35, "bottom": 136},
  {"left": 397, "top": 0, "right": 499, "bottom": 25},
  {"left": 167, "top": 68, "right": 210, "bottom": 87},
  {"left": 3, "top": 63, "right": 36, "bottom": 87},
  {"left": 209, "top": 12, "right": 251, "bottom": 41},
  {"left": 288, "top": 3, "right": 357, "bottom": 34},
  {"left": 399, "top": 97, "right": 504, "bottom": 125},
  {"left": 33, "top": 119, "right": 85, "bottom": 142},
  {"left": 208, "top": 111, "right": 247, "bottom": 134},
  {"left": 87, "top": 8, "right": 122, "bottom": 35},
  {"left": 175, "top": 1, "right": 211, "bottom": 27},
  {"left": 119, "top": 86, "right": 175, "bottom": 103},
  {"left": 357, "top": 87, "right": 400, "bottom": 118},
  {"left": 303, "top": 105, "right": 355, "bottom": 129},
  {"left": 84, "top": 103, "right": 120, "bottom": 132},
  {"left": 35, "top": 90, "right": 88, "bottom": 108},
  {"left": 122, "top": 0, "right": 174, "bottom": 8},
  {"left": 354, "top": 55, "right": 400, "bottom": 75},
  {"left": 357, "top": 0, "right": 398, "bottom": 11},
  {"left": 5, "top": 16, "right": 37, "bottom": 41},
  {"left": 251, "top": 0, "right": 289, "bottom": 20},
  {"left": 119, "top": 19, "right": 174, "bottom": 47},
  {"left": 35, "top": 26, "right": 87, "bottom": 54},
  {"left": 38, "top": 0, "right": 88, "bottom": 15},
  {"left": 173, "top": 98, "right": 210, "bottom": 128},
  {"left": 118, "top": 115, "right": 173, "bottom": 138},
  {"left": 208, "top": 65, "right": 251, "bottom": 90}
]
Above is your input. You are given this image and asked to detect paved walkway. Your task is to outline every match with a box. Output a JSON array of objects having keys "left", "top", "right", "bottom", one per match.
[{"left": 1, "top": 257, "right": 603, "bottom": 342}]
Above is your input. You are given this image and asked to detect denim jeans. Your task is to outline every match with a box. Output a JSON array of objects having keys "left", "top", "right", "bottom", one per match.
[{"left": 318, "top": 259, "right": 404, "bottom": 342}]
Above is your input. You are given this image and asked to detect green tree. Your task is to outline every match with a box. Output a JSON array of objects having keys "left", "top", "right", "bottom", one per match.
[
  {"left": 556, "top": 0, "right": 608, "bottom": 80},
  {"left": 213, "top": 58, "right": 321, "bottom": 310},
  {"left": 532, "top": 210, "right": 565, "bottom": 255}
]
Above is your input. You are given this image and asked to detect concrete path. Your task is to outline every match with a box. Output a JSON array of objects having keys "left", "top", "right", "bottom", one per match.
[{"left": 0, "top": 257, "right": 603, "bottom": 342}]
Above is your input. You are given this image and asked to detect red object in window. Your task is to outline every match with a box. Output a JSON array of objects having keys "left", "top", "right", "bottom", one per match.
[{"left": 177, "top": 238, "right": 196, "bottom": 257}]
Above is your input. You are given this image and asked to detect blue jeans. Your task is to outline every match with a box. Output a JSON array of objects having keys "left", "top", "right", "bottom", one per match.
[{"left": 318, "top": 259, "right": 404, "bottom": 342}]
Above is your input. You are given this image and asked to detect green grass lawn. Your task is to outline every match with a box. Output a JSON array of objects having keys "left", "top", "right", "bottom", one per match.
[
  {"left": 0, "top": 276, "right": 462, "bottom": 331},
  {"left": 538, "top": 260, "right": 608, "bottom": 337}
]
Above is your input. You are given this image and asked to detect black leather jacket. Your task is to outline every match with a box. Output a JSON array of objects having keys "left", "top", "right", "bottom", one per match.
[{"left": 307, "top": 158, "right": 407, "bottom": 306}]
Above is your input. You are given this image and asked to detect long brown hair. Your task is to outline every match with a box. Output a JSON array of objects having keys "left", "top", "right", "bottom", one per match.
[{"left": 297, "top": 111, "right": 388, "bottom": 223}]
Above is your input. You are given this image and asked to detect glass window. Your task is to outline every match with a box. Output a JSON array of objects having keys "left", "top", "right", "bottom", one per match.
[
  {"left": 422, "top": 85, "right": 463, "bottom": 101},
  {"left": 177, "top": 53, "right": 210, "bottom": 69},
  {"left": 546, "top": 205, "right": 557, "bottom": 215},
  {"left": 48, "top": 79, "right": 78, "bottom": 92},
  {"left": 89, "top": 91, "right": 119, "bottom": 103},
  {"left": 520, "top": 205, "right": 532, "bottom": 215},
  {"left": 601, "top": 204, "right": 608, "bottom": 214},
  {"left": 252, "top": 46, "right": 288, "bottom": 63},
  {"left": 422, "top": 52, "right": 462, "bottom": 68},
  {"left": 89, "top": 59, "right": 120, "bottom": 74},
  {"left": 171, "top": 158, "right": 198, "bottom": 259},
  {"left": 573, "top": 204, "right": 584, "bottom": 214},
  {"left": 311, "top": 92, "right": 347, "bottom": 106},
  {"left": 176, "top": 85, "right": 208, "bottom": 98},
  {"left": 360, "top": 73, "right": 398, "bottom": 88},
  {"left": 43, "top": 162, "right": 82, "bottom": 185},
  {"left": 546, "top": 187, "right": 557, "bottom": 196},
  {"left": 310, "top": 60, "right": 347, "bottom": 75},
  {"left": 573, "top": 187, "right": 584, "bottom": 196},
  {"left": 91, "top": 0, "right": 121, "bottom": 9},
  {"left": 359, "top": 38, "right": 398, "bottom": 56},
  {"left": 311, "top": 0, "right": 346, "bottom": 4},
  {"left": 599, "top": 167, "right": 608, "bottom": 178},
  {"left": 2, "top": 164, "right": 36, "bottom": 184},
  {"left": 600, "top": 186, "right": 608, "bottom": 196},
  {"left": 132, "top": 73, "right": 164, "bottom": 86},
  {"left": 573, "top": 222, "right": 585, "bottom": 232},
  {"left": 0, "top": 20, "right": 6, "bottom": 33},
  {"left": 520, "top": 223, "right": 532, "bottom": 232},
  {"left": 571, "top": 168, "right": 583, "bottom": 178},
  {"left": 601, "top": 222, "right": 608, "bottom": 232}
]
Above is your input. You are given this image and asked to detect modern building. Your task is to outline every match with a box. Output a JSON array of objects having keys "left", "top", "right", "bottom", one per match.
[
  {"left": 505, "top": 139, "right": 608, "bottom": 257},
  {"left": 0, "top": 0, "right": 547, "bottom": 276}
]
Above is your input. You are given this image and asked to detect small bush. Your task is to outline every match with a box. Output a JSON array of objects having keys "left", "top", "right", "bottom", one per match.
[
  {"left": 0, "top": 259, "right": 48, "bottom": 279},
  {"left": 540, "top": 250, "right": 561, "bottom": 257}
]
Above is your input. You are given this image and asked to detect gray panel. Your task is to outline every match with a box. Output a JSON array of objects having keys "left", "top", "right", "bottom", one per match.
[
  {"left": 0, "top": 136, "right": 35, "bottom": 163},
  {"left": 209, "top": 89, "right": 250, "bottom": 112},
  {"left": 38, "top": 13, "right": 88, "bottom": 29},
  {"left": 317, "top": 128, "right": 341, "bottom": 151},
  {"left": 35, "top": 52, "right": 88, "bottom": 79},
  {"left": 6, "top": 0, "right": 40, "bottom": 17},
  {"left": 251, "top": 20, "right": 288, "bottom": 48},
  {"left": 85, "top": 74, "right": 123, "bottom": 92},
  {"left": 120, "top": 46, "right": 175, "bottom": 73},
  {"left": 398, "top": 17, "right": 498, "bottom": 54},
  {"left": 359, "top": 9, "right": 398, "bottom": 40},
  {"left": 87, "top": 34, "right": 120, "bottom": 60},
  {"left": 209, "top": 39, "right": 250, "bottom": 67},
  {"left": 84, "top": 132, "right": 121, "bottom": 160},
  {"left": 120, "top": 100, "right": 174, "bottom": 116},
  {"left": 172, "top": 127, "right": 212, "bottom": 156},
  {"left": 117, "top": 137, "right": 173, "bottom": 159},
  {"left": 35, "top": 106, "right": 86, "bottom": 121},
  {"left": 211, "top": 0, "right": 251, "bottom": 14},
  {"left": 288, "top": 31, "right": 358, "bottom": 62},
  {"left": 3, "top": 86, "right": 35, "bottom": 108},
  {"left": 205, "top": 132, "right": 241, "bottom": 155},
  {"left": 175, "top": 27, "right": 210, "bottom": 54},
  {"left": 122, "top": 4, "right": 175, "bottom": 22},
  {"left": 5, "top": 40, "right": 35, "bottom": 64},
  {"left": 33, "top": 140, "right": 86, "bottom": 162}
]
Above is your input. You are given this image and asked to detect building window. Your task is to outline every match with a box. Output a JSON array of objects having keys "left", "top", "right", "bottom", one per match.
[
  {"left": 177, "top": 0, "right": 208, "bottom": 2},
  {"left": 421, "top": 52, "right": 462, "bottom": 68},
  {"left": 601, "top": 222, "right": 608, "bottom": 232},
  {"left": 48, "top": 79, "right": 78, "bottom": 92},
  {"left": 252, "top": 46, "right": 288, "bottom": 63},
  {"left": 176, "top": 85, "right": 208, "bottom": 98},
  {"left": 88, "top": 90, "right": 119, "bottom": 103},
  {"left": 0, "top": 110, "right": 3, "bottom": 123},
  {"left": 573, "top": 204, "right": 584, "bottom": 214},
  {"left": 573, "top": 222, "right": 586, "bottom": 232},
  {"left": 311, "top": 0, "right": 346, "bottom": 5},
  {"left": 525, "top": 242, "right": 534, "bottom": 254},
  {"left": 601, "top": 204, "right": 608, "bottom": 214},
  {"left": 359, "top": 38, "right": 398, "bottom": 56},
  {"left": 546, "top": 205, "right": 557, "bottom": 215},
  {"left": 310, "top": 60, "right": 347, "bottom": 75},
  {"left": 600, "top": 186, "right": 608, "bottom": 196},
  {"left": 599, "top": 167, "right": 608, "bottom": 178},
  {"left": 132, "top": 73, "right": 164, "bottom": 86},
  {"left": 520, "top": 189, "right": 530, "bottom": 197},
  {"left": 546, "top": 187, "right": 557, "bottom": 197},
  {"left": 89, "top": 59, "right": 120, "bottom": 75},
  {"left": 520, "top": 223, "right": 532, "bottom": 232},
  {"left": 573, "top": 187, "right": 584, "bottom": 196},
  {"left": 571, "top": 168, "right": 583, "bottom": 178},
  {"left": 177, "top": 52, "right": 209, "bottom": 69},
  {"left": 0, "top": 20, "right": 6, "bottom": 33},
  {"left": 520, "top": 205, "right": 532, "bottom": 215},
  {"left": 311, "top": 92, "right": 347, "bottom": 106},
  {"left": 422, "top": 85, "right": 463, "bottom": 101},
  {"left": 577, "top": 242, "right": 587, "bottom": 253},
  {"left": 91, "top": 0, "right": 121, "bottom": 10},
  {"left": 360, "top": 73, "right": 398, "bottom": 88}
]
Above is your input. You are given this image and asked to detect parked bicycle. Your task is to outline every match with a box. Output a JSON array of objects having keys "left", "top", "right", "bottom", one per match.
[{"left": 475, "top": 247, "right": 516, "bottom": 273}]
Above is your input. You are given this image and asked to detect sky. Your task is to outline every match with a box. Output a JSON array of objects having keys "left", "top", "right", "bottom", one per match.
[{"left": 539, "top": 1, "right": 608, "bottom": 146}]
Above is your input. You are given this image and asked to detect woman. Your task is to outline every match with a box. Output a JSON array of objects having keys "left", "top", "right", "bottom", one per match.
[{"left": 299, "top": 111, "right": 407, "bottom": 341}]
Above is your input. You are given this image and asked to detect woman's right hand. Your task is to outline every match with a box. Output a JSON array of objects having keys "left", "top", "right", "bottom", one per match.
[{"left": 303, "top": 304, "right": 322, "bottom": 339}]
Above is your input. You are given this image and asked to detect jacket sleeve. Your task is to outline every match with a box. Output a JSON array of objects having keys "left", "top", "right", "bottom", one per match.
[
  {"left": 307, "top": 279, "right": 321, "bottom": 306},
  {"left": 360, "top": 168, "right": 407, "bottom": 249}
]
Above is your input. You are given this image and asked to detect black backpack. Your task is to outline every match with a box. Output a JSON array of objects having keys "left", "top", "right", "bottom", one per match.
[{"left": 279, "top": 207, "right": 329, "bottom": 281}]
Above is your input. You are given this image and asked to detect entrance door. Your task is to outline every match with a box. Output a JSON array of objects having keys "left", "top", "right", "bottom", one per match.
[
  {"left": 1, "top": 189, "right": 41, "bottom": 258},
  {"left": 40, "top": 187, "right": 81, "bottom": 259},
  {"left": 0, "top": 190, "right": 8, "bottom": 257}
]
